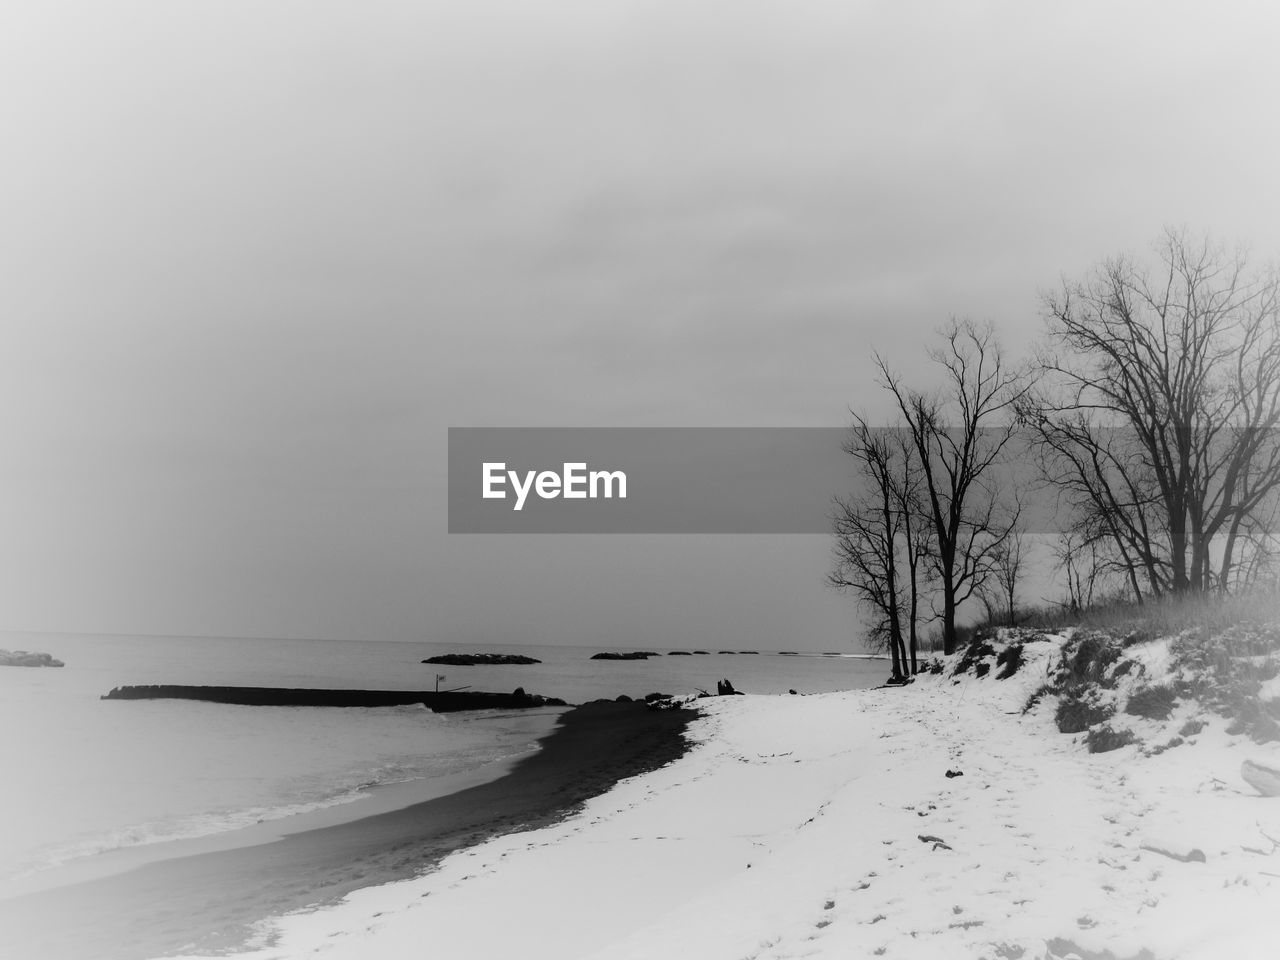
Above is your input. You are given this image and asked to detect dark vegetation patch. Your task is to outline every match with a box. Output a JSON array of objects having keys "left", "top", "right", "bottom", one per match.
[
  {"left": 1040, "top": 632, "right": 1130, "bottom": 734},
  {"left": 1121, "top": 629, "right": 1158, "bottom": 648},
  {"left": 1178, "top": 717, "right": 1206, "bottom": 737},
  {"left": 988, "top": 599, "right": 1280, "bottom": 751},
  {"left": 1124, "top": 684, "right": 1178, "bottom": 721},
  {"left": 974, "top": 661, "right": 991, "bottom": 678},
  {"left": 1062, "top": 632, "right": 1123, "bottom": 687},
  {"left": 1022, "top": 683, "right": 1053, "bottom": 714},
  {"left": 995, "top": 643, "right": 1025, "bottom": 679},
  {"left": 1254, "top": 713, "right": 1280, "bottom": 743},
  {"left": 1056, "top": 694, "right": 1115, "bottom": 734},
  {"left": 1145, "top": 736, "right": 1184, "bottom": 756},
  {"left": 953, "top": 639, "right": 997, "bottom": 677},
  {"left": 1170, "top": 623, "right": 1280, "bottom": 742},
  {"left": 1044, "top": 937, "right": 1156, "bottom": 960},
  {"left": 1085, "top": 726, "right": 1140, "bottom": 753},
  {"left": 1111, "top": 659, "right": 1140, "bottom": 680}
]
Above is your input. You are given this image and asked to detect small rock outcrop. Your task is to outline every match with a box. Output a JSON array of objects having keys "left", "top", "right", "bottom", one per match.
[
  {"left": 713, "top": 678, "right": 744, "bottom": 696},
  {"left": 0, "top": 649, "right": 64, "bottom": 667},
  {"left": 422, "top": 653, "right": 542, "bottom": 666},
  {"left": 591, "top": 651, "right": 661, "bottom": 661}
]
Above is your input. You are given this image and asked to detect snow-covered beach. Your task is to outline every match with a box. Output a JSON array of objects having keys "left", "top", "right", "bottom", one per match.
[{"left": 156, "top": 630, "right": 1280, "bottom": 960}]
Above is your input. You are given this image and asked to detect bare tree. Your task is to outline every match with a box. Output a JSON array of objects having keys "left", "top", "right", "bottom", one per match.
[
  {"left": 984, "top": 527, "right": 1027, "bottom": 627},
  {"left": 829, "top": 419, "right": 921, "bottom": 675},
  {"left": 1226, "top": 488, "right": 1280, "bottom": 591},
  {"left": 893, "top": 429, "right": 931, "bottom": 674},
  {"left": 1050, "top": 530, "right": 1109, "bottom": 614},
  {"left": 877, "top": 319, "right": 1027, "bottom": 654},
  {"left": 1032, "top": 230, "right": 1280, "bottom": 597},
  {"left": 1019, "top": 405, "right": 1166, "bottom": 602}
]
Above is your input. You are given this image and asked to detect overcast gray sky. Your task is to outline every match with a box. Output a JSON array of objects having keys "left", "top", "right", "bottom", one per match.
[{"left": 2, "top": 1, "right": 1279, "bottom": 648}]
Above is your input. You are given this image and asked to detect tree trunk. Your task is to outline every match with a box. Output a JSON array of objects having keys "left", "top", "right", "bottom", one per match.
[
  {"left": 887, "top": 626, "right": 903, "bottom": 680},
  {"left": 907, "top": 573, "right": 920, "bottom": 675},
  {"left": 942, "top": 586, "right": 957, "bottom": 655},
  {"left": 1169, "top": 511, "right": 1190, "bottom": 594},
  {"left": 1219, "top": 511, "right": 1244, "bottom": 594}
]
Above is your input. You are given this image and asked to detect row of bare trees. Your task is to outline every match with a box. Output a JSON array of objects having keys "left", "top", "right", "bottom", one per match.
[
  {"left": 832, "top": 231, "right": 1280, "bottom": 669},
  {"left": 831, "top": 320, "right": 1026, "bottom": 669}
]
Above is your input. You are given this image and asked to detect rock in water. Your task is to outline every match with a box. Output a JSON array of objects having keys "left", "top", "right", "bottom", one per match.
[
  {"left": 1242, "top": 758, "right": 1280, "bottom": 797},
  {"left": 422, "top": 653, "right": 542, "bottom": 665},
  {"left": 0, "top": 649, "right": 64, "bottom": 667}
]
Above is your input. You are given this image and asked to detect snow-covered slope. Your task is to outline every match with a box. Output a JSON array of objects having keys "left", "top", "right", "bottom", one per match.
[{"left": 168, "top": 630, "right": 1280, "bottom": 960}]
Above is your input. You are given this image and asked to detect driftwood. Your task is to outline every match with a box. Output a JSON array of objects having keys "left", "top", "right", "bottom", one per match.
[
  {"left": 1139, "top": 842, "right": 1206, "bottom": 863},
  {"left": 1242, "top": 758, "right": 1280, "bottom": 797}
]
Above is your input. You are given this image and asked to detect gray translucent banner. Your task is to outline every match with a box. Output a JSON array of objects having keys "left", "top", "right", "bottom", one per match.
[{"left": 448, "top": 427, "right": 1055, "bottom": 534}]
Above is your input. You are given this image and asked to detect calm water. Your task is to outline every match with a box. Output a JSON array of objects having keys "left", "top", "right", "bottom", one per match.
[{"left": 0, "top": 633, "right": 884, "bottom": 896}]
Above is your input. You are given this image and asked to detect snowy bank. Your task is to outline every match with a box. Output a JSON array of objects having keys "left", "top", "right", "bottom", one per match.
[{"left": 165, "top": 632, "right": 1280, "bottom": 960}]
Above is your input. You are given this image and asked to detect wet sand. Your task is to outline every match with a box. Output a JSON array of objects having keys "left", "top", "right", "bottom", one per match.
[{"left": 0, "top": 700, "right": 693, "bottom": 960}]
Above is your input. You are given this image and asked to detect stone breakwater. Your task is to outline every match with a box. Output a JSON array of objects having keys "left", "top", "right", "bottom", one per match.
[
  {"left": 100, "top": 685, "right": 567, "bottom": 711},
  {"left": 422, "top": 653, "right": 542, "bottom": 665}
]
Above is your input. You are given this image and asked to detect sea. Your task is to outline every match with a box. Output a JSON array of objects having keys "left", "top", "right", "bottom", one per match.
[{"left": 0, "top": 633, "right": 885, "bottom": 899}]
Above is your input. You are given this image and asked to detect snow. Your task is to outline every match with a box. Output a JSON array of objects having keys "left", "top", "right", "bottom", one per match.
[{"left": 163, "top": 636, "right": 1280, "bottom": 960}]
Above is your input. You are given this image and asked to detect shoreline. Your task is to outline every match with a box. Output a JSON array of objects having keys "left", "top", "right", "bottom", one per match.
[
  {"left": 151, "top": 634, "right": 1280, "bottom": 960},
  {"left": 0, "top": 699, "right": 694, "bottom": 960},
  {"left": 0, "top": 723, "right": 558, "bottom": 902}
]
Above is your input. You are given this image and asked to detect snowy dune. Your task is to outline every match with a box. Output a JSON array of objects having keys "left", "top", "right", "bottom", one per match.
[{"left": 168, "top": 635, "right": 1280, "bottom": 960}]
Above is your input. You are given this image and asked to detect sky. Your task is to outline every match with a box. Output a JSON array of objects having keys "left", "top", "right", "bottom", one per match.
[{"left": 2, "top": 1, "right": 1279, "bottom": 649}]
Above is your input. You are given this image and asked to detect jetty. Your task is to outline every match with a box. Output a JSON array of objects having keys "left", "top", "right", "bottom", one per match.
[{"left": 101, "top": 685, "right": 567, "bottom": 712}]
